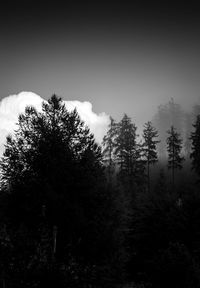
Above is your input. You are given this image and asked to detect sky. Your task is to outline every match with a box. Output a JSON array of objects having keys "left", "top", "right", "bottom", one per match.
[{"left": 0, "top": 1, "right": 200, "bottom": 149}]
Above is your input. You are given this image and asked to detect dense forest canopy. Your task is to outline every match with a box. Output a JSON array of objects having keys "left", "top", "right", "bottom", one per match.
[{"left": 0, "top": 94, "right": 200, "bottom": 288}]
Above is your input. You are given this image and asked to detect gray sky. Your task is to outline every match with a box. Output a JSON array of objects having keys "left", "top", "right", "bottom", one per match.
[{"left": 0, "top": 1, "right": 200, "bottom": 126}]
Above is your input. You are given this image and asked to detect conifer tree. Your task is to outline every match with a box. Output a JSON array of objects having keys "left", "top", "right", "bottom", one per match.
[
  {"left": 114, "top": 114, "right": 144, "bottom": 187},
  {"left": 142, "top": 121, "right": 160, "bottom": 192},
  {"left": 190, "top": 114, "right": 200, "bottom": 179},
  {"left": 0, "top": 95, "right": 108, "bottom": 264},
  {"left": 102, "top": 116, "right": 117, "bottom": 183},
  {"left": 166, "top": 126, "right": 184, "bottom": 190}
]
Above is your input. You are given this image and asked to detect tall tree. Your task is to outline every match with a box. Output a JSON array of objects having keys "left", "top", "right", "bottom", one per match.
[
  {"left": 142, "top": 121, "right": 160, "bottom": 192},
  {"left": 183, "top": 112, "right": 193, "bottom": 158},
  {"left": 102, "top": 116, "right": 117, "bottom": 183},
  {"left": 0, "top": 95, "right": 110, "bottom": 264},
  {"left": 166, "top": 126, "right": 185, "bottom": 190},
  {"left": 114, "top": 114, "right": 144, "bottom": 188},
  {"left": 190, "top": 114, "right": 200, "bottom": 180}
]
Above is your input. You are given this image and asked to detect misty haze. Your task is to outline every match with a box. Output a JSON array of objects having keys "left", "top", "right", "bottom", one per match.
[{"left": 0, "top": 1, "right": 200, "bottom": 288}]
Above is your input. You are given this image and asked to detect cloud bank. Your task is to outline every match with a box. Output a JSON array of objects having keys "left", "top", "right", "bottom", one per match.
[{"left": 0, "top": 92, "right": 109, "bottom": 155}]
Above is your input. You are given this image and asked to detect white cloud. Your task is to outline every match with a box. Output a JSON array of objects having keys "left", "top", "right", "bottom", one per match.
[
  {"left": 64, "top": 100, "right": 109, "bottom": 142},
  {"left": 0, "top": 91, "right": 109, "bottom": 155}
]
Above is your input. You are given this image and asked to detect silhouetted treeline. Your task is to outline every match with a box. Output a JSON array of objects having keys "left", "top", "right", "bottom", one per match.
[{"left": 0, "top": 95, "right": 200, "bottom": 287}]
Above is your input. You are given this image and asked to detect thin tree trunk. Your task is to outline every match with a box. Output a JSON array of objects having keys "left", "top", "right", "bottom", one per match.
[
  {"left": 109, "top": 142, "right": 112, "bottom": 184},
  {"left": 172, "top": 141, "right": 175, "bottom": 192},
  {"left": 52, "top": 225, "right": 57, "bottom": 261},
  {"left": 147, "top": 161, "right": 150, "bottom": 193}
]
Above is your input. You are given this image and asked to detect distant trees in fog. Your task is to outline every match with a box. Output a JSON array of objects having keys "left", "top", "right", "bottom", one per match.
[
  {"left": 102, "top": 98, "right": 200, "bottom": 191},
  {"left": 152, "top": 98, "right": 200, "bottom": 159}
]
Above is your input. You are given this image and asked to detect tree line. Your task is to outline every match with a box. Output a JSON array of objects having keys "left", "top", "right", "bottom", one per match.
[
  {"left": 0, "top": 95, "right": 200, "bottom": 288},
  {"left": 102, "top": 113, "right": 200, "bottom": 192}
]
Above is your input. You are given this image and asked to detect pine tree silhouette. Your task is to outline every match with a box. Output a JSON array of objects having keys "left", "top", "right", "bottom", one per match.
[{"left": 166, "top": 126, "right": 184, "bottom": 191}]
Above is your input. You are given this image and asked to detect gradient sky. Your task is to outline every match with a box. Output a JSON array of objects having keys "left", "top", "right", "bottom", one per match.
[{"left": 0, "top": 1, "right": 200, "bottom": 126}]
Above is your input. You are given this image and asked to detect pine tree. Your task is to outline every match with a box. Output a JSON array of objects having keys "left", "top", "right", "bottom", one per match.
[
  {"left": 114, "top": 114, "right": 144, "bottom": 188},
  {"left": 183, "top": 112, "right": 193, "bottom": 158},
  {"left": 166, "top": 126, "right": 184, "bottom": 190},
  {"left": 190, "top": 114, "right": 200, "bottom": 179},
  {"left": 102, "top": 116, "right": 117, "bottom": 183},
  {"left": 0, "top": 95, "right": 107, "bottom": 263},
  {"left": 142, "top": 121, "right": 160, "bottom": 192}
]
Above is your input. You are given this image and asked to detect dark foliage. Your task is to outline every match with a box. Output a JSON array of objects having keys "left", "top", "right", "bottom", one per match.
[
  {"left": 0, "top": 97, "right": 200, "bottom": 287},
  {"left": 166, "top": 125, "right": 185, "bottom": 189},
  {"left": 0, "top": 95, "right": 121, "bottom": 287},
  {"left": 142, "top": 121, "right": 160, "bottom": 192},
  {"left": 190, "top": 114, "right": 200, "bottom": 180}
]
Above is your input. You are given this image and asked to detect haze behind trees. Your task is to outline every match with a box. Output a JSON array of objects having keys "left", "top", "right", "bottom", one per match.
[{"left": 0, "top": 94, "right": 200, "bottom": 288}]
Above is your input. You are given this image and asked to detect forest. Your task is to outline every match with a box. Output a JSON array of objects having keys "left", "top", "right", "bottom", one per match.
[{"left": 0, "top": 94, "right": 200, "bottom": 288}]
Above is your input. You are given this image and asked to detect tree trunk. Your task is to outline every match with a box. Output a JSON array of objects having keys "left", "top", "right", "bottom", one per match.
[
  {"left": 147, "top": 161, "right": 150, "bottom": 193},
  {"left": 52, "top": 225, "right": 57, "bottom": 261}
]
